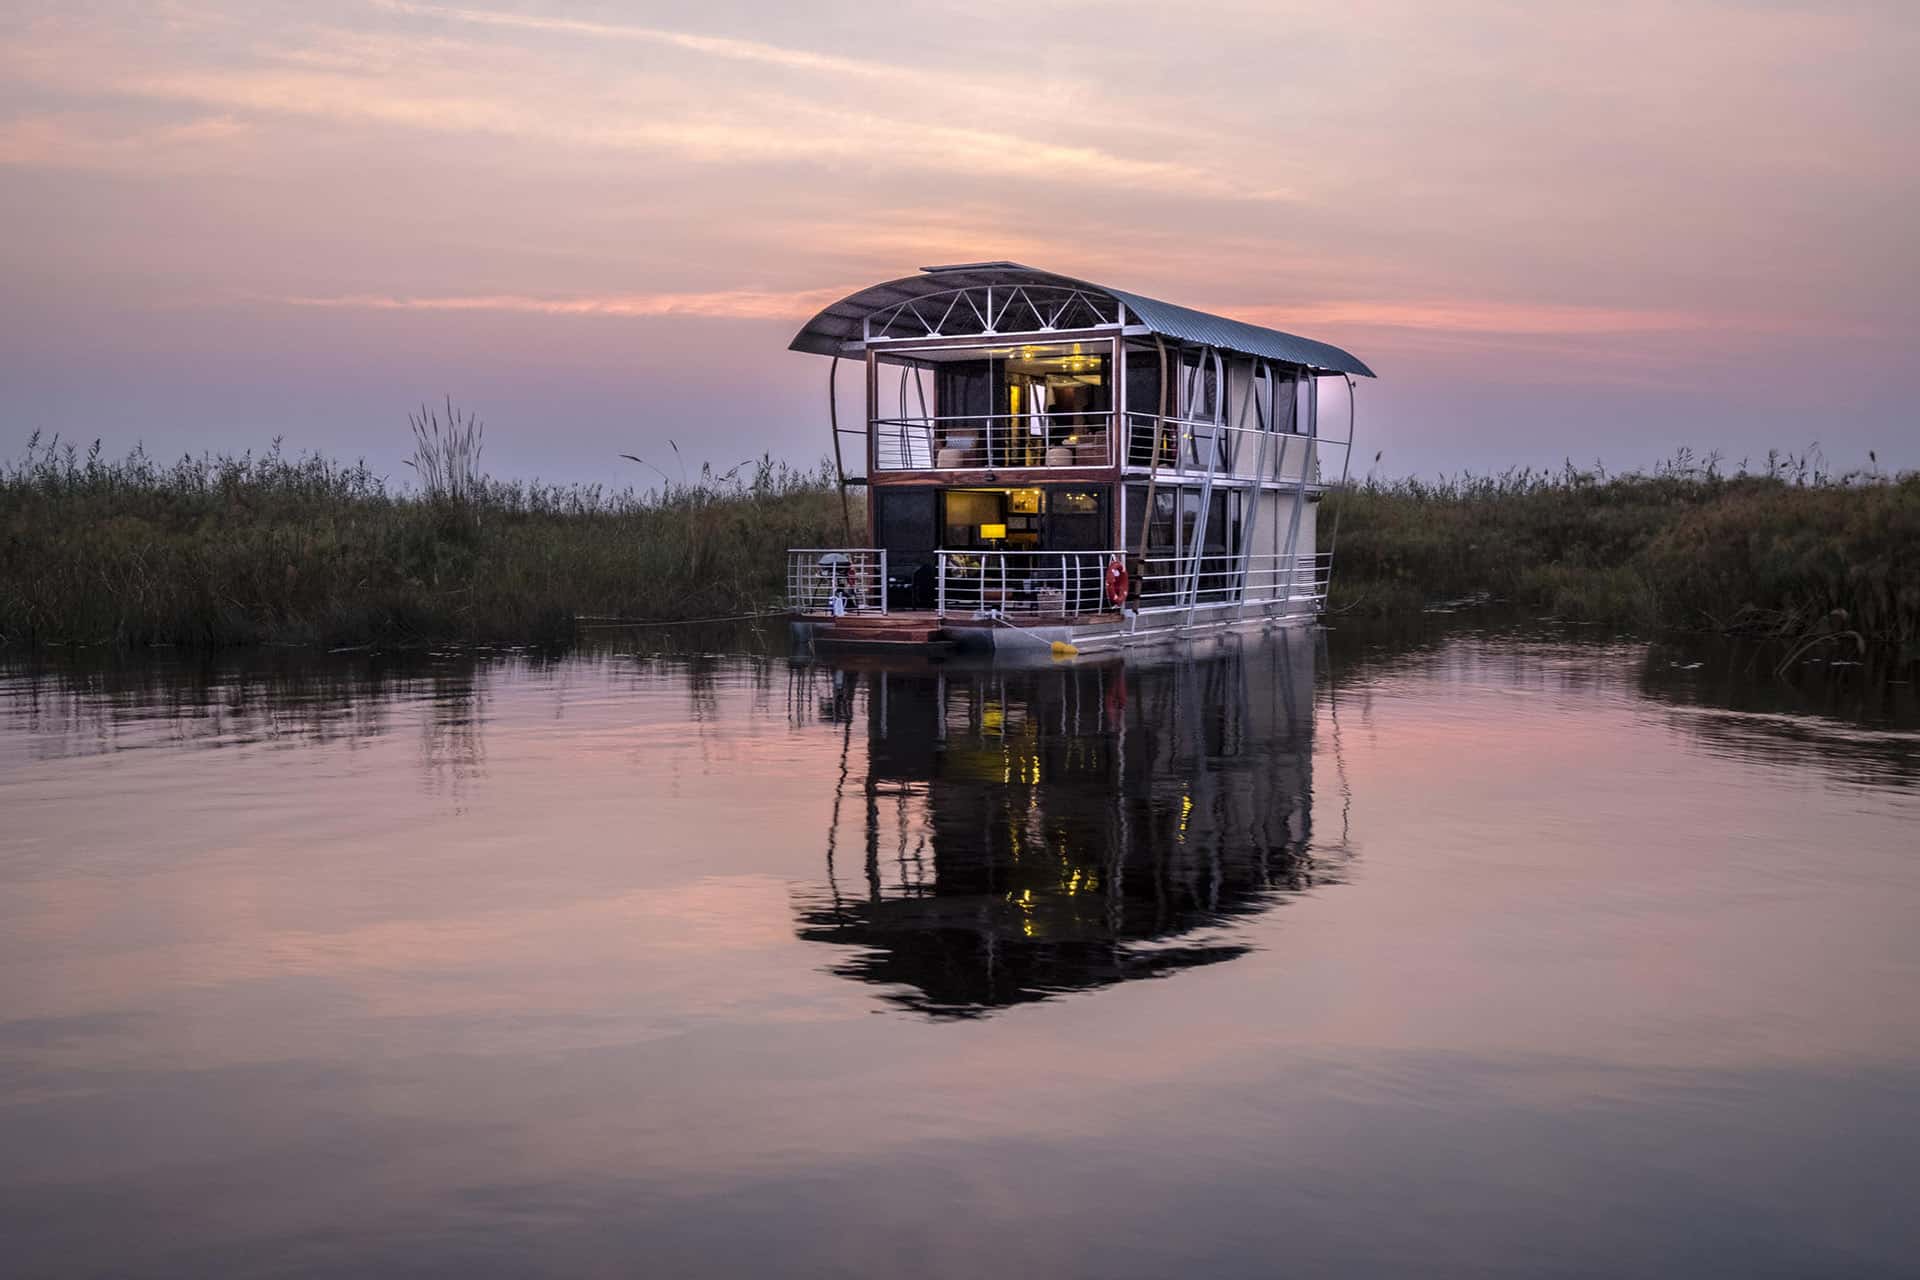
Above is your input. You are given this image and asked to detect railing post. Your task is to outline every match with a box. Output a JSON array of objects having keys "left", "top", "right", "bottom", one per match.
[
  {"left": 879, "top": 549, "right": 888, "bottom": 616},
  {"left": 937, "top": 554, "right": 947, "bottom": 619}
]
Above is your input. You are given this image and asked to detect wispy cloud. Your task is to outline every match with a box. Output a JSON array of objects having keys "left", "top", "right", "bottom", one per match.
[
  {"left": 1241, "top": 299, "right": 1722, "bottom": 337},
  {"left": 92, "top": 59, "right": 1280, "bottom": 198},
  {"left": 0, "top": 111, "right": 251, "bottom": 170},
  {"left": 273, "top": 288, "right": 1752, "bottom": 345},
  {"left": 1, "top": 5, "right": 1278, "bottom": 199},
  {"left": 370, "top": 0, "right": 929, "bottom": 87},
  {"left": 278, "top": 288, "right": 845, "bottom": 320}
]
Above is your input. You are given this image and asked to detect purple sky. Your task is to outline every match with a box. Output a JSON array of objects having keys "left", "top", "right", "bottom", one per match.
[{"left": 3, "top": 1, "right": 1914, "bottom": 486}]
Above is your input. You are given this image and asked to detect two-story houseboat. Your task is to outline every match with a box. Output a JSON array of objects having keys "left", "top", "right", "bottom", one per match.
[{"left": 784, "top": 262, "right": 1373, "bottom": 654}]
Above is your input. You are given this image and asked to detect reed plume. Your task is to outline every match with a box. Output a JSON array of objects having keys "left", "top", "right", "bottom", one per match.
[{"left": 405, "top": 397, "right": 485, "bottom": 505}]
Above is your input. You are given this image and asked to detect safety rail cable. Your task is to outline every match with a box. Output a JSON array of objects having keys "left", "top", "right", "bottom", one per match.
[
  {"left": 933, "top": 549, "right": 1115, "bottom": 619},
  {"left": 1121, "top": 412, "right": 1335, "bottom": 481},
  {"left": 1135, "top": 553, "right": 1331, "bottom": 613},
  {"left": 862, "top": 408, "right": 1348, "bottom": 476},
  {"left": 924, "top": 549, "right": 1329, "bottom": 620},
  {"left": 871, "top": 413, "right": 1114, "bottom": 471}
]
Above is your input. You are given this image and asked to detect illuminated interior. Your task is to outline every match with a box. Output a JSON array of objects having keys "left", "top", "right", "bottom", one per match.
[
  {"left": 934, "top": 487, "right": 1105, "bottom": 550},
  {"left": 874, "top": 341, "right": 1112, "bottom": 469}
]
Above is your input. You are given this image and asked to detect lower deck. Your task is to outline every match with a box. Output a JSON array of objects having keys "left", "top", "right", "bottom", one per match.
[
  {"left": 794, "top": 596, "right": 1319, "bottom": 658},
  {"left": 790, "top": 473, "right": 1330, "bottom": 656},
  {"left": 790, "top": 543, "right": 1328, "bottom": 625}
]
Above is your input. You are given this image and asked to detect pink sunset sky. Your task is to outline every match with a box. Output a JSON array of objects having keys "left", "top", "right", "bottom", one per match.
[{"left": 2, "top": 0, "right": 1913, "bottom": 484}]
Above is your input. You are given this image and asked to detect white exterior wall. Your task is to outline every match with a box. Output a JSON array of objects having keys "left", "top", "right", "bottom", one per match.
[
  {"left": 1211, "top": 361, "right": 1323, "bottom": 485},
  {"left": 1266, "top": 430, "right": 1318, "bottom": 487},
  {"left": 1242, "top": 489, "right": 1318, "bottom": 602}
]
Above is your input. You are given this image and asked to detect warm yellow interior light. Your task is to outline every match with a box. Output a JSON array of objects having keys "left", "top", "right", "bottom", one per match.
[{"left": 979, "top": 523, "right": 1007, "bottom": 540}]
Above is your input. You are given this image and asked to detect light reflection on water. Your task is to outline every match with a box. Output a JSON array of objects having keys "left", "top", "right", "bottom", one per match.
[
  {"left": 2, "top": 625, "right": 1917, "bottom": 1277},
  {"left": 790, "top": 635, "right": 1338, "bottom": 1016}
]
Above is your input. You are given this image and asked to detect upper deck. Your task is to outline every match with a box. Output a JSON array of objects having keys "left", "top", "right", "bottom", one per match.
[{"left": 789, "top": 262, "right": 1374, "bottom": 487}]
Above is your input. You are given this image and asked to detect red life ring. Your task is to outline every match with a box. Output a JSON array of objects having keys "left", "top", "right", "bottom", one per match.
[{"left": 1105, "top": 556, "right": 1129, "bottom": 607}]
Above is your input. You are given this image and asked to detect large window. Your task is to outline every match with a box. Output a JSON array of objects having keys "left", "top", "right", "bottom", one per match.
[
  {"left": 1125, "top": 483, "right": 1240, "bottom": 555},
  {"left": 937, "top": 485, "right": 1111, "bottom": 551},
  {"left": 1045, "top": 487, "right": 1108, "bottom": 551},
  {"left": 915, "top": 343, "right": 1111, "bottom": 468},
  {"left": 941, "top": 489, "right": 1008, "bottom": 548},
  {"left": 1125, "top": 483, "right": 1244, "bottom": 604},
  {"left": 1124, "top": 342, "right": 1163, "bottom": 419},
  {"left": 875, "top": 488, "right": 938, "bottom": 563}
]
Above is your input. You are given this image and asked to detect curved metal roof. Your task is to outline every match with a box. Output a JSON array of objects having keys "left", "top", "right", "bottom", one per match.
[{"left": 789, "top": 261, "right": 1376, "bottom": 378}]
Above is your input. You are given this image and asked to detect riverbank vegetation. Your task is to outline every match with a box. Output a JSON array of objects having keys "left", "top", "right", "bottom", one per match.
[
  {"left": 1, "top": 427, "right": 848, "bottom": 649},
  {"left": 1326, "top": 452, "right": 1920, "bottom": 653},
  {"left": 4, "top": 428, "right": 1914, "bottom": 656}
]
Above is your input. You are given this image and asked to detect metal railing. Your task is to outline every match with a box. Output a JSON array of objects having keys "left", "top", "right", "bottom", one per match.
[
  {"left": 787, "top": 549, "right": 887, "bottom": 616},
  {"left": 935, "top": 550, "right": 1115, "bottom": 619},
  {"left": 861, "top": 412, "right": 1331, "bottom": 479},
  {"left": 783, "top": 546, "right": 1332, "bottom": 624},
  {"left": 1123, "top": 412, "right": 1321, "bottom": 482},
  {"left": 1134, "top": 551, "right": 1332, "bottom": 616},
  {"left": 927, "top": 549, "right": 1332, "bottom": 621},
  {"left": 872, "top": 414, "right": 1113, "bottom": 471},
  {"left": 1123, "top": 411, "right": 1225, "bottom": 471}
]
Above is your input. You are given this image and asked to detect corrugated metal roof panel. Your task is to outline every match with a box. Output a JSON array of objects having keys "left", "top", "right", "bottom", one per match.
[
  {"left": 790, "top": 263, "right": 1375, "bottom": 378},
  {"left": 1104, "top": 288, "right": 1374, "bottom": 378}
]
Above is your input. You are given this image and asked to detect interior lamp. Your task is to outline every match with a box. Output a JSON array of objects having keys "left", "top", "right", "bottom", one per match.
[{"left": 979, "top": 523, "right": 1008, "bottom": 541}]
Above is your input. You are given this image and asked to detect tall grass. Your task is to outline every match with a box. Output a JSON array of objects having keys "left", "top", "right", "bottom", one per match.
[
  {"left": 8, "top": 430, "right": 1914, "bottom": 654},
  {"left": 1, "top": 432, "right": 850, "bottom": 649},
  {"left": 1327, "top": 451, "right": 1920, "bottom": 650},
  {"left": 404, "top": 397, "right": 485, "bottom": 504}
]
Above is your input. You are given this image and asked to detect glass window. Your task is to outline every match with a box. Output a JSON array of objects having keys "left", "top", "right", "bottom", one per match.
[
  {"left": 876, "top": 489, "right": 938, "bottom": 558},
  {"left": 1124, "top": 343, "right": 1163, "bottom": 419},
  {"left": 1179, "top": 355, "right": 1217, "bottom": 421},
  {"left": 1124, "top": 483, "right": 1179, "bottom": 551},
  {"left": 1052, "top": 490, "right": 1100, "bottom": 514},
  {"left": 1045, "top": 486, "right": 1107, "bottom": 552},
  {"left": 941, "top": 489, "right": 1005, "bottom": 547},
  {"left": 911, "top": 343, "right": 1111, "bottom": 469},
  {"left": 1120, "top": 485, "right": 1242, "bottom": 555},
  {"left": 1180, "top": 488, "right": 1203, "bottom": 549}
]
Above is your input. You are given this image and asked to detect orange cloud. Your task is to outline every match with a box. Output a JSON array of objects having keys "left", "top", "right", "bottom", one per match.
[{"left": 276, "top": 289, "right": 1722, "bottom": 339}]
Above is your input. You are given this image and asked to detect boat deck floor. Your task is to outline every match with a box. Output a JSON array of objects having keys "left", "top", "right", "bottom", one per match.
[
  {"left": 813, "top": 611, "right": 1124, "bottom": 631},
  {"left": 803, "top": 610, "right": 1126, "bottom": 657}
]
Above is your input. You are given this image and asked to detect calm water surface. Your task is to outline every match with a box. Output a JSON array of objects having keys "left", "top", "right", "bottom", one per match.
[{"left": 3, "top": 624, "right": 1918, "bottom": 1277}]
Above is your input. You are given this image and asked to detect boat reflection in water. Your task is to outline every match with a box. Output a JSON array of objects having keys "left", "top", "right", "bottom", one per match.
[{"left": 791, "top": 632, "right": 1346, "bottom": 1017}]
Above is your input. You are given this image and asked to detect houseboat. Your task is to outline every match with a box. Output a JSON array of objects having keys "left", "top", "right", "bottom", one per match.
[{"left": 784, "top": 262, "right": 1373, "bottom": 654}]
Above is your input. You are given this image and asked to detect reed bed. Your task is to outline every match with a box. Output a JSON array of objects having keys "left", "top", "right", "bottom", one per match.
[
  {"left": 2, "top": 432, "right": 849, "bottom": 648},
  {"left": 1326, "top": 451, "right": 1920, "bottom": 652},
  {"left": 6, "top": 431, "right": 1914, "bottom": 655}
]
